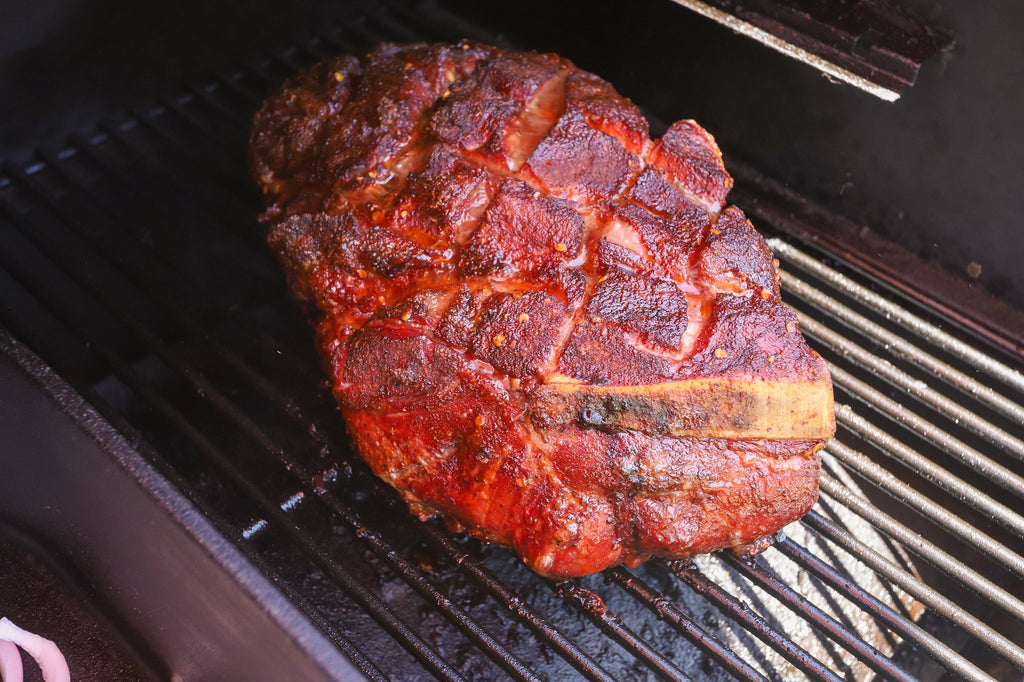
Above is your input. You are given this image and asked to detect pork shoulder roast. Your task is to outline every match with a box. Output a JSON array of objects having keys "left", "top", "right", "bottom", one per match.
[{"left": 250, "top": 42, "right": 835, "bottom": 578}]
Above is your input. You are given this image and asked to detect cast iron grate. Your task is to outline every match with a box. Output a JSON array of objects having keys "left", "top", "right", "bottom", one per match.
[{"left": 1, "top": 2, "right": 1023, "bottom": 680}]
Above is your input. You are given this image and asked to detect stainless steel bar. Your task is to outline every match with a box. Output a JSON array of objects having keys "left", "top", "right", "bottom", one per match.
[
  {"left": 831, "top": 365, "right": 1024, "bottom": 487},
  {"left": 98, "top": 118, "right": 252, "bottom": 207},
  {"left": 606, "top": 567, "right": 767, "bottom": 682},
  {"left": 307, "top": 499, "right": 545, "bottom": 682},
  {"left": 2, "top": 175, "right": 541, "bottom": 682},
  {"left": 830, "top": 403, "right": 1024, "bottom": 538},
  {"left": 180, "top": 83, "right": 251, "bottom": 128},
  {"left": 248, "top": 560, "right": 391, "bottom": 682},
  {"left": 12, "top": 153, "right": 313, "bottom": 418},
  {"left": 770, "top": 238, "right": 1024, "bottom": 395},
  {"left": 70, "top": 129, "right": 261, "bottom": 251},
  {"left": 399, "top": 519, "right": 619, "bottom": 682},
  {"left": 147, "top": 97, "right": 245, "bottom": 153},
  {"left": 778, "top": 268, "right": 1024, "bottom": 424},
  {"left": 775, "top": 539, "right": 995, "bottom": 682},
  {"left": 667, "top": 562, "right": 845, "bottom": 682},
  {"left": 264, "top": 45, "right": 316, "bottom": 77},
  {"left": 719, "top": 553, "right": 916, "bottom": 682},
  {"left": 212, "top": 66, "right": 270, "bottom": 107},
  {"left": 799, "top": 312, "right": 1024, "bottom": 458},
  {"left": 63, "top": 130, "right": 280, "bottom": 285},
  {"left": 555, "top": 581, "right": 694, "bottom": 682},
  {"left": 803, "top": 511, "right": 1024, "bottom": 672},
  {"left": 0, "top": 226, "right": 464, "bottom": 681},
  {"left": 825, "top": 438, "right": 1024, "bottom": 577},
  {"left": 818, "top": 473, "right": 1024, "bottom": 626}
]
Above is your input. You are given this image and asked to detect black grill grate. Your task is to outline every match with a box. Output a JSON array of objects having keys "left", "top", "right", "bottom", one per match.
[{"left": 2, "top": 2, "right": 1023, "bottom": 680}]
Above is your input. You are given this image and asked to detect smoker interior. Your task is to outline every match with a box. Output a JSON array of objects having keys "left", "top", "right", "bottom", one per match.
[{"left": 1, "top": 1, "right": 1024, "bottom": 680}]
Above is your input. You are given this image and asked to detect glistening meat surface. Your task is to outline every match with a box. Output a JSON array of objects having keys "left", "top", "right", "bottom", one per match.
[{"left": 251, "top": 42, "right": 835, "bottom": 578}]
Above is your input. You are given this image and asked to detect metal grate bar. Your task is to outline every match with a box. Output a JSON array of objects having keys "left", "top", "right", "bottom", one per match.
[
  {"left": 204, "top": 66, "right": 269, "bottom": 115},
  {"left": 555, "top": 581, "right": 694, "bottom": 682},
  {"left": 29, "top": 109, "right": 624, "bottom": 682},
  {"left": 307, "top": 496, "right": 544, "bottom": 682},
  {"left": 803, "top": 510, "right": 1024, "bottom": 671},
  {"left": 349, "top": 466, "right": 625, "bottom": 680},
  {"left": 174, "top": 83, "right": 252, "bottom": 129},
  {"left": 832, "top": 367, "right": 1024, "bottom": 494},
  {"left": 719, "top": 552, "right": 916, "bottom": 682},
  {"left": 62, "top": 132, "right": 282, "bottom": 294},
  {"left": 818, "top": 473, "right": 1024, "bottom": 625},
  {"left": 773, "top": 539, "right": 994, "bottom": 682},
  {"left": 3, "top": 9, "right": 1022, "bottom": 679},
  {"left": 243, "top": 43, "right": 344, "bottom": 94},
  {"left": 605, "top": 566, "right": 767, "bottom": 682},
  {"left": 397, "top": 517, "right": 620, "bottom": 682},
  {"left": 96, "top": 119, "right": 255, "bottom": 216},
  {"left": 0, "top": 207, "right": 464, "bottom": 681},
  {"left": 7, "top": 178, "right": 319, "bottom": 448},
  {"left": 237, "top": 53, "right": 301, "bottom": 98},
  {"left": 0, "top": 169, "right": 534, "bottom": 682},
  {"left": 779, "top": 268, "right": 1024, "bottom": 424},
  {"left": 50, "top": 139, "right": 327, "bottom": 394},
  {"left": 770, "top": 239, "right": 1024, "bottom": 394},
  {"left": 66, "top": 130, "right": 267, "bottom": 261},
  {"left": 113, "top": 391, "right": 466, "bottom": 682},
  {"left": 668, "top": 562, "right": 845, "bottom": 682},
  {"left": 830, "top": 404, "right": 1024, "bottom": 540},
  {"left": 143, "top": 97, "right": 247, "bottom": 154},
  {"left": 347, "top": 480, "right": 623, "bottom": 681},
  {"left": 825, "top": 438, "right": 1024, "bottom": 577},
  {"left": 245, "top": 559, "right": 393, "bottom": 682},
  {"left": 798, "top": 311, "right": 1024, "bottom": 458},
  {"left": 268, "top": 43, "right": 322, "bottom": 77},
  {"left": 108, "top": 112, "right": 246, "bottom": 194},
  {"left": 5, "top": 136, "right": 622, "bottom": 682},
  {"left": 291, "top": 34, "right": 344, "bottom": 63},
  {"left": 6, "top": 154, "right": 313, "bottom": 416}
]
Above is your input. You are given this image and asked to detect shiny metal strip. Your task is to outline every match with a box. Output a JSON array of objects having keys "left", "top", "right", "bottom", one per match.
[
  {"left": 796, "top": 313, "right": 1024, "bottom": 458},
  {"left": 832, "top": 402, "right": 1024, "bottom": 535},
  {"left": 831, "top": 366, "right": 1024, "bottom": 492},
  {"left": 779, "top": 269, "right": 1024, "bottom": 424},
  {"left": 774, "top": 540, "right": 995, "bottom": 682},
  {"left": 770, "top": 238, "right": 1024, "bottom": 396},
  {"left": 819, "top": 473, "right": 1024, "bottom": 625},
  {"left": 669, "top": 0, "right": 902, "bottom": 101},
  {"left": 717, "top": 553, "right": 915, "bottom": 682},
  {"left": 825, "top": 439, "right": 1024, "bottom": 577},
  {"left": 803, "top": 510, "right": 1024, "bottom": 673}
]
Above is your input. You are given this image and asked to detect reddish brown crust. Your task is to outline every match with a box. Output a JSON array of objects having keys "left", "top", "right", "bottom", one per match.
[
  {"left": 459, "top": 178, "right": 586, "bottom": 280},
  {"left": 252, "top": 41, "right": 834, "bottom": 578}
]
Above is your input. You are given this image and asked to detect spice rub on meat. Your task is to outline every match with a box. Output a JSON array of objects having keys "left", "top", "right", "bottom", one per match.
[{"left": 251, "top": 42, "right": 835, "bottom": 578}]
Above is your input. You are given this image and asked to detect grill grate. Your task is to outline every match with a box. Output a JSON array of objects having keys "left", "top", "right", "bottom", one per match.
[{"left": 2, "top": 2, "right": 1023, "bottom": 680}]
